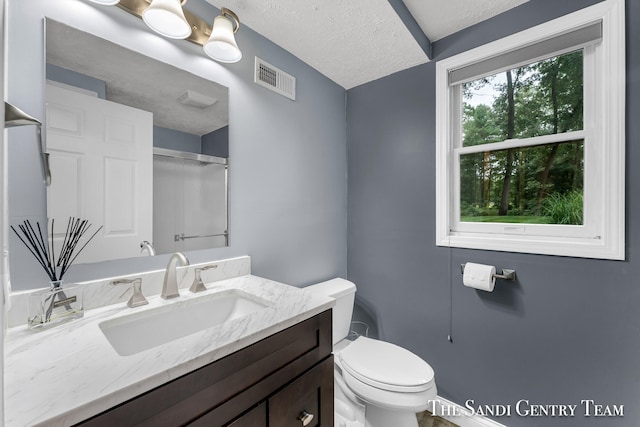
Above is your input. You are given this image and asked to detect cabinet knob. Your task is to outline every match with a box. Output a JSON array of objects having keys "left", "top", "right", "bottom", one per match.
[{"left": 298, "top": 410, "right": 314, "bottom": 426}]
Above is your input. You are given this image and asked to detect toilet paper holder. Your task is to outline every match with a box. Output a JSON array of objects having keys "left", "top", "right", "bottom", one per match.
[{"left": 460, "top": 263, "right": 516, "bottom": 281}]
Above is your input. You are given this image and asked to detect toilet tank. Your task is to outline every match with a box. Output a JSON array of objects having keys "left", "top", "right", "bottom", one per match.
[{"left": 305, "top": 278, "right": 356, "bottom": 345}]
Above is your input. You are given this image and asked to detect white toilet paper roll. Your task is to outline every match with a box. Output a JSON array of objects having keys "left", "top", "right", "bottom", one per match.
[{"left": 463, "top": 262, "right": 496, "bottom": 292}]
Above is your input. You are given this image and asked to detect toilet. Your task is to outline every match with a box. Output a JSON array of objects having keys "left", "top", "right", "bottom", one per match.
[{"left": 305, "top": 278, "right": 437, "bottom": 427}]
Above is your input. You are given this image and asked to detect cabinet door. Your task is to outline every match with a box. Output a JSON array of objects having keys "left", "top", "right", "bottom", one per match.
[
  {"left": 269, "top": 356, "right": 334, "bottom": 427},
  {"left": 226, "top": 403, "right": 267, "bottom": 427}
]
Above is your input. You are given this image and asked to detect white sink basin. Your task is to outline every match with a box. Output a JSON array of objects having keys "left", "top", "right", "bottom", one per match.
[{"left": 99, "top": 289, "right": 273, "bottom": 356}]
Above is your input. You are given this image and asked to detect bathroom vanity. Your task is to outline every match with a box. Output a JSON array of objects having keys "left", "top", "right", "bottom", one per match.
[
  {"left": 4, "top": 260, "right": 335, "bottom": 426},
  {"left": 79, "top": 311, "right": 333, "bottom": 426}
]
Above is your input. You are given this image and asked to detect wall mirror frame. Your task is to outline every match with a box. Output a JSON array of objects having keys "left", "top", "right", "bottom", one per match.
[{"left": 8, "top": 17, "right": 231, "bottom": 290}]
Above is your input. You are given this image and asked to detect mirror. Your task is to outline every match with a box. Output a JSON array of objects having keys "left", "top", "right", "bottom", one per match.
[{"left": 43, "top": 19, "right": 229, "bottom": 265}]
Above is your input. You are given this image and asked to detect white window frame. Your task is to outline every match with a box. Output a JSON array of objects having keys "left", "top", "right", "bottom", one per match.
[{"left": 435, "top": 0, "right": 625, "bottom": 260}]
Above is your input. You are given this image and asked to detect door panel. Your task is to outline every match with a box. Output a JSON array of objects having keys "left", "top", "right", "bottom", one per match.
[{"left": 46, "top": 83, "right": 153, "bottom": 263}]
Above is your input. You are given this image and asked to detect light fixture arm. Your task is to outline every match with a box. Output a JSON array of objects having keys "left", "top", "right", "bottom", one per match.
[{"left": 220, "top": 7, "right": 240, "bottom": 33}]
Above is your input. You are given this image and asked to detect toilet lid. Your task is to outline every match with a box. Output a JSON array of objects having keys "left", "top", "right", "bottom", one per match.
[{"left": 339, "top": 337, "right": 434, "bottom": 393}]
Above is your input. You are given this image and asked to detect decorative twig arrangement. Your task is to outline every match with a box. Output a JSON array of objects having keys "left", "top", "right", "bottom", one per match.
[{"left": 11, "top": 217, "right": 103, "bottom": 283}]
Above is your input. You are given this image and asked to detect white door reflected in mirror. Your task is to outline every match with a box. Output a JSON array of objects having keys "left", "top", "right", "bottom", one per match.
[{"left": 46, "top": 83, "right": 153, "bottom": 263}]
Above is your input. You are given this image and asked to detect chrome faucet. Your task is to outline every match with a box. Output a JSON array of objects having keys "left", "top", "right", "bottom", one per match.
[
  {"left": 161, "top": 252, "right": 190, "bottom": 299},
  {"left": 140, "top": 240, "right": 156, "bottom": 256}
]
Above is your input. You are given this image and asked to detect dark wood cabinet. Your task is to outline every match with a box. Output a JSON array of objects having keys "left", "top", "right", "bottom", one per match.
[
  {"left": 77, "top": 310, "right": 333, "bottom": 427},
  {"left": 226, "top": 403, "right": 266, "bottom": 427},
  {"left": 268, "top": 356, "right": 333, "bottom": 427}
]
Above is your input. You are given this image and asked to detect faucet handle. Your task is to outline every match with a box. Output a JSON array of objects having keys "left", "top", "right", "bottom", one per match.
[
  {"left": 111, "top": 278, "right": 149, "bottom": 308},
  {"left": 189, "top": 265, "right": 218, "bottom": 293}
]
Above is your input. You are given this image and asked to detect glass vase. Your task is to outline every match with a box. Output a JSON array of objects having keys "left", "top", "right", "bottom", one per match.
[{"left": 28, "top": 280, "right": 84, "bottom": 330}]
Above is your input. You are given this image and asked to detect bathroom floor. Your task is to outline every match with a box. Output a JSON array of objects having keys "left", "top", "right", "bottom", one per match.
[{"left": 417, "top": 410, "right": 461, "bottom": 427}]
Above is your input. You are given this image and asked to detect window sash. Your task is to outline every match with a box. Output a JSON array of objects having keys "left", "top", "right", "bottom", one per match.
[
  {"left": 454, "top": 138, "right": 588, "bottom": 233},
  {"left": 452, "top": 140, "right": 597, "bottom": 239},
  {"left": 450, "top": 45, "right": 598, "bottom": 240},
  {"left": 455, "top": 130, "right": 587, "bottom": 156}
]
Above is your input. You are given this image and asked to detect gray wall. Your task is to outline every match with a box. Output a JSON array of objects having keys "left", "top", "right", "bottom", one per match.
[
  {"left": 46, "top": 64, "right": 106, "bottom": 98},
  {"left": 7, "top": 0, "right": 347, "bottom": 290},
  {"left": 347, "top": 0, "right": 639, "bottom": 425},
  {"left": 202, "top": 126, "right": 229, "bottom": 158},
  {"left": 153, "top": 126, "right": 201, "bottom": 153}
]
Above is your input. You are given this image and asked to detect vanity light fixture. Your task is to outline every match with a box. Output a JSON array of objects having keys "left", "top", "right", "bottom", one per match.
[
  {"left": 203, "top": 8, "right": 242, "bottom": 63},
  {"left": 86, "top": 0, "right": 243, "bottom": 63},
  {"left": 142, "top": 0, "right": 192, "bottom": 39}
]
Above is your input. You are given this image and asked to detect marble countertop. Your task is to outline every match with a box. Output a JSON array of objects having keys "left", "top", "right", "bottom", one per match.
[{"left": 4, "top": 275, "right": 334, "bottom": 427}]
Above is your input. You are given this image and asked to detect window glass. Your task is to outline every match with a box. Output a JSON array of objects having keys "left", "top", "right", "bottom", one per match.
[
  {"left": 458, "top": 50, "right": 585, "bottom": 224},
  {"left": 459, "top": 140, "right": 584, "bottom": 224},
  {"left": 462, "top": 50, "right": 583, "bottom": 146}
]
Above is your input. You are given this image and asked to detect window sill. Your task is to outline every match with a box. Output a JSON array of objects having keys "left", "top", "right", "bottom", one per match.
[{"left": 437, "top": 231, "right": 624, "bottom": 260}]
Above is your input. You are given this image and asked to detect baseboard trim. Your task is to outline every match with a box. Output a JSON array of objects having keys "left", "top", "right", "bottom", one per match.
[{"left": 430, "top": 396, "right": 509, "bottom": 427}]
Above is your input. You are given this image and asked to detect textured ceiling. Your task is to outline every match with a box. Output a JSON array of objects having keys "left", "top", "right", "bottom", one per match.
[
  {"left": 46, "top": 21, "right": 229, "bottom": 136},
  {"left": 205, "top": 0, "right": 430, "bottom": 90},
  {"left": 205, "top": 0, "right": 528, "bottom": 89},
  {"left": 404, "top": 0, "right": 529, "bottom": 42}
]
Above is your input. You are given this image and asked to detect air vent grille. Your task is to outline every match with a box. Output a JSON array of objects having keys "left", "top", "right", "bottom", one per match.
[{"left": 254, "top": 57, "right": 296, "bottom": 101}]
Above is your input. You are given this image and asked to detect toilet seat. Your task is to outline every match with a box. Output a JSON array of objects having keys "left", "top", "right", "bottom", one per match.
[
  {"left": 340, "top": 367, "right": 435, "bottom": 412},
  {"left": 338, "top": 337, "right": 435, "bottom": 393}
]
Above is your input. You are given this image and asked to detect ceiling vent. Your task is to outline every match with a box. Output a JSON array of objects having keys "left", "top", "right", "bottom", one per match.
[
  {"left": 254, "top": 57, "right": 296, "bottom": 101},
  {"left": 177, "top": 90, "right": 218, "bottom": 108}
]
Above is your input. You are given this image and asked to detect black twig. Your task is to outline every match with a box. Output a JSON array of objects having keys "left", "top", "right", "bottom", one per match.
[
  {"left": 11, "top": 217, "right": 102, "bottom": 282},
  {"left": 62, "top": 225, "right": 103, "bottom": 278}
]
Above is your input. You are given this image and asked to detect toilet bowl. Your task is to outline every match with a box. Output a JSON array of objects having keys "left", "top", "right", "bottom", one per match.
[{"left": 305, "top": 278, "right": 437, "bottom": 427}]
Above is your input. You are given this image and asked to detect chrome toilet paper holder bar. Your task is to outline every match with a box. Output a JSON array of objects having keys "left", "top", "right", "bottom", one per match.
[{"left": 460, "top": 264, "right": 516, "bottom": 281}]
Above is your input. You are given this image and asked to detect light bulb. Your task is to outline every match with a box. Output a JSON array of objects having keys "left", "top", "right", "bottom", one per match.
[
  {"left": 203, "top": 14, "right": 242, "bottom": 63},
  {"left": 142, "top": 0, "right": 192, "bottom": 40}
]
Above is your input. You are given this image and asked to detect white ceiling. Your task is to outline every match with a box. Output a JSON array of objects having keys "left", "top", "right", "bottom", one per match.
[
  {"left": 206, "top": 0, "right": 428, "bottom": 90},
  {"left": 404, "top": 0, "right": 529, "bottom": 42},
  {"left": 46, "top": 20, "right": 229, "bottom": 136},
  {"left": 205, "top": 0, "right": 528, "bottom": 89}
]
